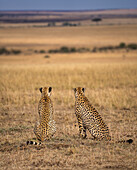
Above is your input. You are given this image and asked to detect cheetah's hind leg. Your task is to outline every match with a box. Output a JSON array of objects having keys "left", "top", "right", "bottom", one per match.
[{"left": 47, "top": 120, "right": 56, "bottom": 139}]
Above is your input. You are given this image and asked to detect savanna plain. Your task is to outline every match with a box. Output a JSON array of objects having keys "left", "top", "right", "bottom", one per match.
[{"left": 0, "top": 21, "right": 137, "bottom": 169}]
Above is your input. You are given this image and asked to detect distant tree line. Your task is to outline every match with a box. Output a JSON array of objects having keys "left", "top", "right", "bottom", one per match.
[{"left": 1, "top": 43, "right": 137, "bottom": 56}]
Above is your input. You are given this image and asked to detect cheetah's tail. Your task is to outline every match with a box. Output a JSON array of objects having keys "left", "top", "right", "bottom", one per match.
[
  {"left": 26, "top": 140, "right": 41, "bottom": 145},
  {"left": 117, "top": 138, "right": 133, "bottom": 144}
]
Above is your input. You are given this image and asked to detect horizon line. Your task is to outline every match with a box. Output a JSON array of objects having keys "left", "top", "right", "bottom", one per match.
[{"left": 0, "top": 7, "right": 137, "bottom": 12}]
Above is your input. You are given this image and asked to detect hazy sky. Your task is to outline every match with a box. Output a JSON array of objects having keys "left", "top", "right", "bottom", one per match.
[{"left": 0, "top": 0, "right": 137, "bottom": 10}]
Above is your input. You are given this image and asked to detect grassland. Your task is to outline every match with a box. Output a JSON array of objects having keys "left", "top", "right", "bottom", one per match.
[{"left": 0, "top": 23, "right": 137, "bottom": 169}]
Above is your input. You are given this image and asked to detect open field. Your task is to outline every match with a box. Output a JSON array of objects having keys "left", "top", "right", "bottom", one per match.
[
  {"left": 0, "top": 22, "right": 137, "bottom": 169},
  {"left": 1, "top": 25, "right": 137, "bottom": 49}
]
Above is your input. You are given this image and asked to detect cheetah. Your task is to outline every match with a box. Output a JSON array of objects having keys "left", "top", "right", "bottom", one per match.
[
  {"left": 27, "top": 87, "right": 56, "bottom": 145},
  {"left": 74, "top": 87, "right": 133, "bottom": 143}
]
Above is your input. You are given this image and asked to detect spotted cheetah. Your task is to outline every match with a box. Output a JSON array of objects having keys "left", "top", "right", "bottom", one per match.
[
  {"left": 27, "top": 87, "right": 56, "bottom": 145},
  {"left": 74, "top": 87, "right": 133, "bottom": 143}
]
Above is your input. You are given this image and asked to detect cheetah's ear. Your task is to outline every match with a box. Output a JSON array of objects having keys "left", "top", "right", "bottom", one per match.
[
  {"left": 39, "top": 87, "right": 42, "bottom": 93},
  {"left": 49, "top": 87, "right": 52, "bottom": 93},
  {"left": 73, "top": 88, "right": 76, "bottom": 93},
  {"left": 82, "top": 88, "right": 85, "bottom": 93}
]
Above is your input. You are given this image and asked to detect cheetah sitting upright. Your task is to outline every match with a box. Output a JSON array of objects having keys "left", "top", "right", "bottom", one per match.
[
  {"left": 27, "top": 87, "right": 56, "bottom": 145},
  {"left": 74, "top": 87, "right": 111, "bottom": 141},
  {"left": 74, "top": 87, "right": 133, "bottom": 144}
]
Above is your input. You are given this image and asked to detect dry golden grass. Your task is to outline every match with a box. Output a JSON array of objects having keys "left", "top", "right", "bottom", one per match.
[
  {"left": 0, "top": 24, "right": 137, "bottom": 169},
  {"left": 0, "top": 63, "right": 137, "bottom": 169},
  {"left": 0, "top": 25, "right": 137, "bottom": 50},
  {"left": 0, "top": 63, "right": 137, "bottom": 108}
]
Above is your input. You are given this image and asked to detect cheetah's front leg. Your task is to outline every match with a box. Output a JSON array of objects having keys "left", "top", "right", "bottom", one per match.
[
  {"left": 83, "top": 126, "right": 87, "bottom": 139},
  {"left": 77, "top": 116, "right": 87, "bottom": 138}
]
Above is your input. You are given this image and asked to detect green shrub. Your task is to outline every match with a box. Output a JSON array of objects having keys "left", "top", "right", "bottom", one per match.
[
  {"left": 119, "top": 42, "right": 126, "bottom": 48},
  {"left": 39, "top": 50, "right": 45, "bottom": 53},
  {"left": 60, "top": 46, "right": 70, "bottom": 53},
  {"left": 92, "top": 18, "right": 102, "bottom": 22},
  {"left": 11, "top": 49, "right": 21, "bottom": 54},
  {"left": 48, "top": 22, "right": 56, "bottom": 27},
  {"left": 44, "top": 55, "right": 50, "bottom": 58},
  {"left": 127, "top": 43, "right": 137, "bottom": 50},
  {"left": 0, "top": 48, "right": 10, "bottom": 55},
  {"left": 62, "top": 22, "right": 70, "bottom": 26},
  {"left": 62, "top": 22, "right": 78, "bottom": 27},
  {"left": 48, "top": 49, "right": 58, "bottom": 53},
  {"left": 70, "top": 47, "right": 77, "bottom": 52},
  {"left": 0, "top": 48, "right": 22, "bottom": 55},
  {"left": 92, "top": 47, "right": 97, "bottom": 52}
]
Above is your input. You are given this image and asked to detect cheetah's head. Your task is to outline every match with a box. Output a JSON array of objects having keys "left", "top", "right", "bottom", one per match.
[
  {"left": 74, "top": 87, "right": 85, "bottom": 98},
  {"left": 39, "top": 87, "right": 52, "bottom": 97}
]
